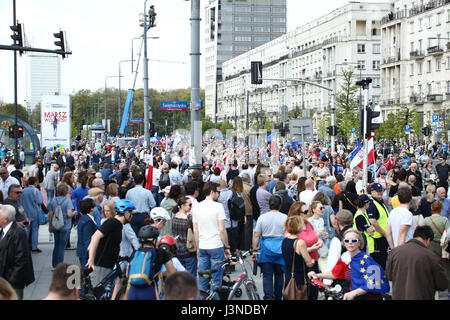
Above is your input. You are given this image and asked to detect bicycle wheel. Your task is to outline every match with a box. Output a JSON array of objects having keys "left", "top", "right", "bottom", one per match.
[
  {"left": 245, "top": 282, "right": 260, "bottom": 300},
  {"left": 199, "top": 290, "right": 212, "bottom": 300}
]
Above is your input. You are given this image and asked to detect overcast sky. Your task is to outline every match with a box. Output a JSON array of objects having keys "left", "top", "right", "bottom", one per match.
[{"left": 0, "top": 0, "right": 390, "bottom": 105}]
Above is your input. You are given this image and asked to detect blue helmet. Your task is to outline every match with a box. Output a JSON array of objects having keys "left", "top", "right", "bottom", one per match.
[{"left": 115, "top": 199, "right": 136, "bottom": 215}]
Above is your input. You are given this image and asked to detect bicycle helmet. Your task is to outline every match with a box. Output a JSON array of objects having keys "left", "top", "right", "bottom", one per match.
[
  {"left": 137, "top": 225, "right": 160, "bottom": 243},
  {"left": 150, "top": 207, "right": 171, "bottom": 221},
  {"left": 115, "top": 199, "right": 136, "bottom": 215},
  {"left": 157, "top": 235, "right": 178, "bottom": 257}
]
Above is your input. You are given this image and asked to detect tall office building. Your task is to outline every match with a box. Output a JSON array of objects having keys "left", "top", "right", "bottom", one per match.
[
  {"left": 204, "top": 0, "right": 287, "bottom": 122},
  {"left": 26, "top": 54, "right": 61, "bottom": 111}
]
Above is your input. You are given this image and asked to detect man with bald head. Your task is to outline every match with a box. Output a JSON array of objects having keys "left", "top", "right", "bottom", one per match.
[{"left": 299, "top": 178, "right": 317, "bottom": 208}]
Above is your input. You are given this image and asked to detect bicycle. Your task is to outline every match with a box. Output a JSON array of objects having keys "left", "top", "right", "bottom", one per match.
[
  {"left": 307, "top": 276, "right": 344, "bottom": 300},
  {"left": 79, "top": 256, "right": 130, "bottom": 300},
  {"left": 199, "top": 248, "right": 261, "bottom": 300}
]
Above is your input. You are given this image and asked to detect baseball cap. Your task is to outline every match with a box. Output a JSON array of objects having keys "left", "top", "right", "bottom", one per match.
[
  {"left": 357, "top": 194, "right": 371, "bottom": 204},
  {"left": 371, "top": 183, "right": 383, "bottom": 192}
]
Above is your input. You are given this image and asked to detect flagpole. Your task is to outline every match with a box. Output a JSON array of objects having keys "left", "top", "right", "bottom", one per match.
[{"left": 363, "top": 86, "right": 370, "bottom": 190}]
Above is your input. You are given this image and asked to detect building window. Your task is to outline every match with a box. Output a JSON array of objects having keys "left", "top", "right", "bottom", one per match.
[
  {"left": 357, "top": 60, "right": 366, "bottom": 70},
  {"left": 234, "top": 45, "right": 251, "bottom": 52},
  {"left": 235, "top": 36, "right": 251, "bottom": 42},
  {"left": 273, "top": 7, "right": 286, "bottom": 14},
  {"left": 436, "top": 58, "right": 442, "bottom": 71},
  {"left": 235, "top": 25, "right": 251, "bottom": 32},
  {"left": 372, "top": 60, "right": 380, "bottom": 70},
  {"left": 427, "top": 15, "right": 432, "bottom": 28},
  {"left": 272, "top": 17, "right": 286, "bottom": 23},
  {"left": 253, "top": 26, "right": 270, "bottom": 32},
  {"left": 409, "top": 21, "right": 414, "bottom": 34},
  {"left": 253, "top": 7, "right": 270, "bottom": 13},
  {"left": 372, "top": 44, "right": 380, "bottom": 54},
  {"left": 418, "top": 62, "right": 423, "bottom": 74},
  {"left": 272, "top": 26, "right": 286, "bottom": 33},
  {"left": 254, "top": 36, "right": 270, "bottom": 42},
  {"left": 410, "top": 63, "right": 414, "bottom": 76},
  {"left": 437, "top": 12, "right": 442, "bottom": 25},
  {"left": 427, "top": 60, "right": 432, "bottom": 73},
  {"left": 372, "top": 78, "right": 381, "bottom": 87},
  {"left": 418, "top": 18, "right": 423, "bottom": 30},
  {"left": 357, "top": 44, "right": 366, "bottom": 53},
  {"left": 447, "top": 81, "right": 450, "bottom": 93},
  {"left": 253, "top": 16, "right": 270, "bottom": 23},
  {"left": 235, "top": 16, "right": 251, "bottom": 23},
  {"left": 235, "top": 6, "right": 251, "bottom": 13}
]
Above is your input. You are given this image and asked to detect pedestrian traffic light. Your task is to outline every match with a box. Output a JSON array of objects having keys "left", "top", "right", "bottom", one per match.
[
  {"left": 422, "top": 126, "right": 431, "bottom": 136},
  {"left": 10, "top": 23, "right": 24, "bottom": 55},
  {"left": 327, "top": 126, "right": 333, "bottom": 136},
  {"left": 365, "top": 105, "right": 380, "bottom": 138},
  {"left": 53, "top": 30, "right": 66, "bottom": 58},
  {"left": 251, "top": 61, "right": 263, "bottom": 84}
]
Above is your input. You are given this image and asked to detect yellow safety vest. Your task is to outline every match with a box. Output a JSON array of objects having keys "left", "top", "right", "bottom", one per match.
[
  {"left": 353, "top": 209, "right": 375, "bottom": 253},
  {"left": 369, "top": 196, "right": 389, "bottom": 239}
]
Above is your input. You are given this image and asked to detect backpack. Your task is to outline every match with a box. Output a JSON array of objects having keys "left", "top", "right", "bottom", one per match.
[
  {"left": 228, "top": 190, "right": 245, "bottom": 222},
  {"left": 128, "top": 248, "right": 159, "bottom": 287},
  {"left": 159, "top": 172, "right": 170, "bottom": 189},
  {"left": 52, "top": 198, "right": 65, "bottom": 231}
]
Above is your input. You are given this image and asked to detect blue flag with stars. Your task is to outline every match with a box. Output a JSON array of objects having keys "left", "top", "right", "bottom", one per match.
[{"left": 350, "top": 252, "right": 390, "bottom": 294}]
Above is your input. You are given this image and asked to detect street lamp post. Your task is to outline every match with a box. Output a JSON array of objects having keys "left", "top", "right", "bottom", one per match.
[{"left": 105, "top": 75, "right": 121, "bottom": 133}]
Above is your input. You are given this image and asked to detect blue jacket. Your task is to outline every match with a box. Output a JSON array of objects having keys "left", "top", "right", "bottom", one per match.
[
  {"left": 19, "top": 186, "right": 43, "bottom": 222},
  {"left": 76, "top": 214, "right": 98, "bottom": 260}
]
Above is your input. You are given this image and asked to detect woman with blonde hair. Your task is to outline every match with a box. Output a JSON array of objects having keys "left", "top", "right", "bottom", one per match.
[
  {"left": 101, "top": 200, "right": 116, "bottom": 225},
  {"left": 105, "top": 183, "right": 120, "bottom": 202},
  {"left": 419, "top": 184, "right": 436, "bottom": 219},
  {"left": 282, "top": 216, "right": 315, "bottom": 298},
  {"left": 423, "top": 201, "right": 450, "bottom": 257}
]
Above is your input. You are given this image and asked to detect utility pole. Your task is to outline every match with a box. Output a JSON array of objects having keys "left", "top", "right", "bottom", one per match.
[
  {"left": 12, "top": 0, "right": 19, "bottom": 161},
  {"left": 190, "top": 0, "right": 202, "bottom": 169},
  {"left": 143, "top": 1, "right": 153, "bottom": 148}
]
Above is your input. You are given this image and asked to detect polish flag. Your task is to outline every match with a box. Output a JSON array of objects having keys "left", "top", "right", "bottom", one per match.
[{"left": 350, "top": 136, "right": 375, "bottom": 169}]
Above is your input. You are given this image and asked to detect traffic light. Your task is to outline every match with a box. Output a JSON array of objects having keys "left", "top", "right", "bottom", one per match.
[
  {"left": 365, "top": 105, "right": 380, "bottom": 138},
  {"left": 8, "top": 126, "right": 15, "bottom": 138},
  {"left": 149, "top": 122, "right": 155, "bottom": 136},
  {"left": 327, "top": 125, "right": 339, "bottom": 136},
  {"left": 10, "top": 23, "right": 24, "bottom": 55},
  {"left": 53, "top": 31, "right": 66, "bottom": 58},
  {"left": 17, "top": 125, "right": 24, "bottom": 138},
  {"left": 251, "top": 61, "right": 263, "bottom": 84},
  {"left": 422, "top": 126, "right": 431, "bottom": 136}
]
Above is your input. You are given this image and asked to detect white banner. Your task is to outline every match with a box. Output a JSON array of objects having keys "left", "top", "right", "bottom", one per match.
[{"left": 41, "top": 95, "right": 71, "bottom": 151}]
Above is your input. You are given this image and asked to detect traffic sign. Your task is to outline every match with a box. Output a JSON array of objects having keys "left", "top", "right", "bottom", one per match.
[
  {"left": 432, "top": 114, "right": 439, "bottom": 122},
  {"left": 405, "top": 124, "right": 411, "bottom": 133},
  {"left": 129, "top": 118, "right": 144, "bottom": 124},
  {"left": 351, "top": 127, "right": 356, "bottom": 134},
  {"left": 161, "top": 101, "right": 189, "bottom": 111}
]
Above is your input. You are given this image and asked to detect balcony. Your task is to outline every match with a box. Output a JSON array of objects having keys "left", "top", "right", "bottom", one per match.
[
  {"left": 427, "top": 46, "right": 444, "bottom": 56},
  {"left": 410, "top": 50, "right": 425, "bottom": 59},
  {"left": 427, "top": 94, "right": 444, "bottom": 103},
  {"left": 410, "top": 95, "right": 425, "bottom": 104}
]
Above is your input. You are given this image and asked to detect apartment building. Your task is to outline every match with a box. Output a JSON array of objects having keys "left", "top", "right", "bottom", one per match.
[
  {"left": 216, "top": 1, "right": 390, "bottom": 132},
  {"left": 204, "top": 0, "right": 287, "bottom": 122},
  {"left": 381, "top": 0, "right": 450, "bottom": 140}
]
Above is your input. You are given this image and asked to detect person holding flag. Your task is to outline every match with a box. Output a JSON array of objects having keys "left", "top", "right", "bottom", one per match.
[{"left": 308, "top": 228, "right": 390, "bottom": 300}]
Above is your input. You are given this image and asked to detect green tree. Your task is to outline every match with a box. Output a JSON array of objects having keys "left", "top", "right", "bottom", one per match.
[
  {"left": 335, "top": 69, "right": 359, "bottom": 141},
  {"left": 317, "top": 110, "right": 331, "bottom": 141},
  {"left": 0, "top": 103, "right": 29, "bottom": 123}
]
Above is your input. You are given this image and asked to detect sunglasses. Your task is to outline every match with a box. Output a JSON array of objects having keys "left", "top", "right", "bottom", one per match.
[
  {"left": 317, "top": 207, "right": 324, "bottom": 210},
  {"left": 302, "top": 210, "right": 309, "bottom": 214},
  {"left": 344, "top": 239, "right": 359, "bottom": 244},
  {"left": 185, "top": 203, "right": 192, "bottom": 207},
  {"left": 0, "top": 172, "right": 7, "bottom": 175}
]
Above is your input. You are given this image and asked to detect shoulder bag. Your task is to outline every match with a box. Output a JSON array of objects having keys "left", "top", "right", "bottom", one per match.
[{"left": 283, "top": 240, "right": 308, "bottom": 300}]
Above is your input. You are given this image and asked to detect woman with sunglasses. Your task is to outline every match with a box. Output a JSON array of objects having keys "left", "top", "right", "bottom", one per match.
[
  {"left": 308, "top": 228, "right": 390, "bottom": 300},
  {"left": 171, "top": 196, "right": 197, "bottom": 276},
  {"left": 352, "top": 195, "right": 376, "bottom": 254}
]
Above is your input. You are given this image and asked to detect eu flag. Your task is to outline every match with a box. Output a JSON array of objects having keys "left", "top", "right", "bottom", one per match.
[{"left": 350, "top": 252, "right": 390, "bottom": 293}]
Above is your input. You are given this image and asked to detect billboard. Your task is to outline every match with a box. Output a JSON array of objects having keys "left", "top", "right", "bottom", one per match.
[{"left": 41, "top": 94, "right": 71, "bottom": 151}]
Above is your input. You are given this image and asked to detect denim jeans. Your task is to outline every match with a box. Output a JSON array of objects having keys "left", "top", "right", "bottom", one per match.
[
  {"left": 260, "top": 262, "right": 284, "bottom": 300},
  {"left": 179, "top": 255, "right": 198, "bottom": 277},
  {"left": 46, "top": 189, "right": 55, "bottom": 201},
  {"left": 25, "top": 219, "right": 39, "bottom": 250},
  {"left": 198, "top": 247, "right": 225, "bottom": 293},
  {"left": 151, "top": 186, "right": 160, "bottom": 207},
  {"left": 52, "top": 229, "right": 71, "bottom": 268}
]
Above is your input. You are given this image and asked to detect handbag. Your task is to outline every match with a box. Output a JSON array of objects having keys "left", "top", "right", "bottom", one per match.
[
  {"left": 186, "top": 216, "right": 197, "bottom": 253},
  {"left": 283, "top": 240, "right": 308, "bottom": 300}
]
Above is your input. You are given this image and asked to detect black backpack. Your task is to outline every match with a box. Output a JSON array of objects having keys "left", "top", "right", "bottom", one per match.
[
  {"left": 159, "top": 172, "right": 170, "bottom": 189},
  {"left": 227, "top": 190, "right": 245, "bottom": 222}
]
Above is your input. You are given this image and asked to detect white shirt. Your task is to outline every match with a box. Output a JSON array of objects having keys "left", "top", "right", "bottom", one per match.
[
  {"left": 192, "top": 199, "right": 226, "bottom": 250},
  {"left": 299, "top": 189, "right": 317, "bottom": 208},
  {"left": 0, "top": 221, "right": 13, "bottom": 240},
  {"left": 388, "top": 206, "right": 415, "bottom": 248},
  {"left": 0, "top": 175, "right": 20, "bottom": 200}
]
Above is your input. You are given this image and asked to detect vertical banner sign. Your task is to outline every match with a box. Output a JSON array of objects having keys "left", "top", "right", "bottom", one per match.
[{"left": 41, "top": 95, "right": 71, "bottom": 151}]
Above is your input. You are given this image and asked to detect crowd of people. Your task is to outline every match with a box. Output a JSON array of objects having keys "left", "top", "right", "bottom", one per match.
[{"left": 0, "top": 135, "right": 448, "bottom": 300}]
